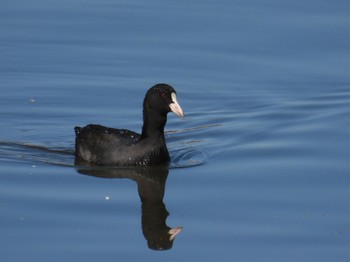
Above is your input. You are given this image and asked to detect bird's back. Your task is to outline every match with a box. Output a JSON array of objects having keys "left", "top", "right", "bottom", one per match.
[{"left": 74, "top": 124, "right": 169, "bottom": 166}]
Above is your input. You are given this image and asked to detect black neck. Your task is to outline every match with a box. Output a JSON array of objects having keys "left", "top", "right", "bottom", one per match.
[{"left": 141, "top": 109, "right": 167, "bottom": 139}]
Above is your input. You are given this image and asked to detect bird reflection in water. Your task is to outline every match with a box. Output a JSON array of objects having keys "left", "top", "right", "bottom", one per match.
[{"left": 75, "top": 165, "right": 182, "bottom": 250}]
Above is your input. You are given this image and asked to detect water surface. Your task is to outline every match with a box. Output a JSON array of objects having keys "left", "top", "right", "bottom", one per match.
[{"left": 1, "top": 1, "right": 349, "bottom": 261}]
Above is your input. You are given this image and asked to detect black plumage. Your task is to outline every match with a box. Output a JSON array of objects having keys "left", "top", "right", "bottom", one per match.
[{"left": 74, "top": 83, "right": 184, "bottom": 166}]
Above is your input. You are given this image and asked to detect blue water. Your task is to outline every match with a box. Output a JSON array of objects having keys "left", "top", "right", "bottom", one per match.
[{"left": 1, "top": 0, "right": 349, "bottom": 261}]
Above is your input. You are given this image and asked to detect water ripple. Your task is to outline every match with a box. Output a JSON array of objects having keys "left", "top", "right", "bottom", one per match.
[
  {"left": 0, "top": 140, "right": 206, "bottom": 168},
  {"left": 170, "top": 144, "right": 207, "bottom": 168},
  {"left": 0, "top": 141, "right": 75, "bottom": 167}
]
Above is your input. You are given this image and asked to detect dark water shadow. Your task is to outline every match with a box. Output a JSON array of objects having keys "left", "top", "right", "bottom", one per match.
[
  {"left": 0, "top": 141, "right": 186, "bottom": 250},
  {"left": 76, "top": 165, "right": 183, "bottom": 251}
]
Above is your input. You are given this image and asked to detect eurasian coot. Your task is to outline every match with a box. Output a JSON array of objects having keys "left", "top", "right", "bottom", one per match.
[{"left": 74, "top": 83, "right": 184, "bottom": 166}]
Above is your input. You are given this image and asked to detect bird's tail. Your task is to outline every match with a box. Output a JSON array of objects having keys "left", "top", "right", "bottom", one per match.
[{"left": 74, "top": 126, "right": 81, "bottom": 135}]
